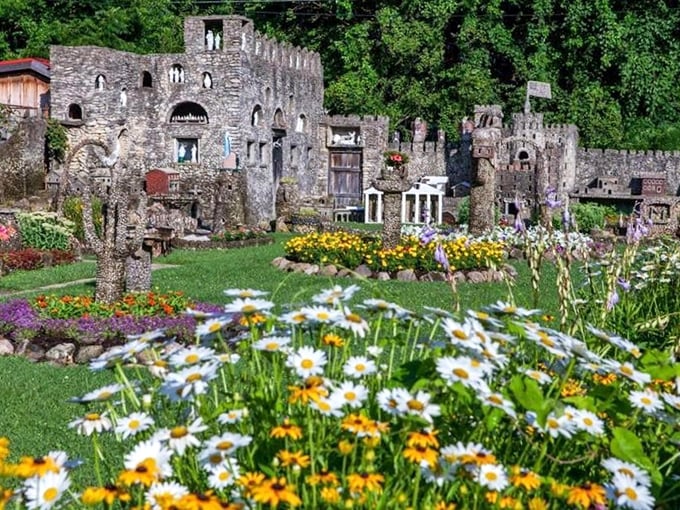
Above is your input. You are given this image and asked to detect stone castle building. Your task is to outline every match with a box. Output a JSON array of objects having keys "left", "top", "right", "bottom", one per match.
[{"left": 48, "top": 15, "right": 446, "bottom": 228}]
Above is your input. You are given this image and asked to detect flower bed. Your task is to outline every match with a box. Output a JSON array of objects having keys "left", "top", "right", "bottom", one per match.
[
  {"left": 0, "top": 285, "right": 677, "bottom": 508},
  {"left": 284, "top": 231, "right": 505, "bottom": 275},
  {"left": 0, "top": 292, "right": 224, "bottom": 363}
]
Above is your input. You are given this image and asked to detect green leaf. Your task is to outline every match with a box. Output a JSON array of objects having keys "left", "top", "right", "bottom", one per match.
[
  {"left": 509, "top": 375, "right": 544, "bottom": 413},
  {"left": 610, "top": 427, "right": 656, "bottom": 479}
]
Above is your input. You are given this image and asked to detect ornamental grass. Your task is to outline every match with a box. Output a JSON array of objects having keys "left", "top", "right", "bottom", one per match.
[
  {"left": 0, "top": 282, "right": 677, "bottom": 509},
  {"left": 284, "top": 231, "right": 505, "bottom": 273}
]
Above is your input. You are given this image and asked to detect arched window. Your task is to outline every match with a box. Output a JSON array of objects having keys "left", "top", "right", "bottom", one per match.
[
  {"left": 169, "top": 64, "right": 185, "bottom": 84},
  {"left": 295, "top": 114, "right": 307, "bottom": 133},
  {"left": 517, "top": 150, "right": 530, "bottom": 161},
  {"left": 251, "top": 105, "right": 263, "bottom": 127},
  {"left": 169, "top": 102, "right": 209, "bottom": 123},
  {"left": 141, "top": 71, "right": 152, "bottom": 88},
  {"left": 95, "top": 74, "right": 106, "bottom": 91},
  {"left": 68, "top": 104, "right": 83, "bottom": 120},
  {"left": 265, "top": 87, "right": 272, "bottom": 104},
  {"left": 273, "top": 108, "right": 285, "bottom": 128},
  {"left": 201, "top": 72, "right": 213, "bottom": 89}
]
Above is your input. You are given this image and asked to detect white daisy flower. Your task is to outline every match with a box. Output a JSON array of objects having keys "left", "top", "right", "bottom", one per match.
[
  {"left": 124, "top": 439, "right": 173, "bottom": 479},
  {"left": 629, "top": 389, "right": 663, "bottom": 414},
  {"left": 330, "top": 381, "right": 369, "bottom": 408},
  {"left": 543, "top": 413, "right": 577, "bottom": 439},
  {"left": 146, "top": 481, "right": 189, "bottom": 510},
  {"left": 608, "top": 361, "right": 652, "bottom": 386},
  {"left": 571, "top": 409, "right": 605, "bottom": 436},
  {"left": 71, "top": 383, "right": 125, "bottom": 403},
  {"left": 23, "top": 470, "right": 71, "bottom": 509},
  {"left": 524, "top": 368, "right": 553, "bottom": 385},
  {"left": 602, "top": 458, "right": 652, "bottom": 488},
  {"left": 662, "top": 392, "right": 680, "bottom": 411},
  {"left": 224, "top": 288, "right": 269, "bottom": 298},
  {"left": 129, "top": 329, "right": 167, "bottom": 343},
  {"left": 377, "top": 387, "right": 412, "bottom": 416},
  {"left": 161, "top": 362, "right": 219, "bottom": 401},
  {"left": 440, "top": 317, "right": 478, "bottom": 346},
  {"left": 435, "top": 356, "right": 488, "bottom": 391},
  {"left": 223, "top": 297, "right": 274, "bottom": 315},
  {"left": 397, "top": 390, "right": 441, "bottom": 423},
  {"left": 525, "top": 327, "right": 570, "bottom": 358},
  {"left": 217, "top": 408, "right": 248, "bottom": 425},
  {"left": 312, "top": 284, "right": 360, "bottom": 306},
  {"left": 299, "top": 305, "right": 341, "bottom": 323},
  {"left": 169, "top": 346, "right": 216, "bottom": 367},
  {"left": 421, "top": 458, "right": 458, "bottom": 487},
  {"left": 477, "top": 391, "right": 516, "bottom": 418},
  {"left": 206, "top": 459, "right": 241, "bottom": 489},
  {"left": 158, "top": 417, "right": 207, "bottom": 455},
  {"left": 279, "top": 309, "right": 311, "bottom": 326},
  {"left": 310, "top": 395, "right": 346, "bottom": 417},
  {"left": 68, "top": 412, "right": 112, "bottom": 436},
  {"left": 115, "top": 412, "right": 154, "bottom": 439},
  {"left": 200, "top": 433, "right": 252, "bottom": 466},
  {"left": 333, "top": 310, "right": 370, "bottom": 337},
  {"left": 343, "top": 355, "right": 377, "bottom": 378},
  {"left": 485, "top": 301, "right": 539, "bottom": 317},
  {"left": 475, "top": 464, "right": 509, "bottom": 491},
  {"left": 607, "top": 472, "right": 655, "bottom": 510},
  {"left": 366, "top": 345, "right": 383, "bottom": 358},
  {"left": 440, "top": 441, "right": 492, "bottom": 464},
  {"left": 195, "top": 317, "right": 232, "bottom": 338},
  {"left": 253, "top": 335, "right": 292, "bottom": 352},
  {"left": 287, "top": 347, "right": 327, "bottom": 378}
]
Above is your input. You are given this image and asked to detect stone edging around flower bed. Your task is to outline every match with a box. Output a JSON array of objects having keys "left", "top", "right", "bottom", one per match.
[
  {"left": 272, "top": 257, "right": 518, "bottom": 283},
  {"left": 171, "top": 236, "right": 273, "bottom": 250}
]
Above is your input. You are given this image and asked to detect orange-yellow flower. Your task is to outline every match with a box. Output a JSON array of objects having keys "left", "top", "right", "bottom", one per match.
[
  {"left": 270, "top": 419, "right": 303, "bottom": 440},
  {"left": 251, "top": 477, "right": 301, "bottom": 507}
]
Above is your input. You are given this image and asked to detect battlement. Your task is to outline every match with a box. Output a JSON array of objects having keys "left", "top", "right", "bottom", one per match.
[
  {"left": 325, "top": 114, "right": 390, "bottom": 125},
  {"left": 247, "top": 30, "right": 322, "bottom": 76},
  {"left": 389, "top": 141, "right": 443, "bottom": 154},
  {"left": 579, "top": 147, "right": 680, "bottom": 157}
]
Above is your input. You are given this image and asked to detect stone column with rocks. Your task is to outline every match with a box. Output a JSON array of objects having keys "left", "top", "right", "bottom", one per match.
[
  {"left": 469, "top": 106, "right": 502, "bottom": 236},
  {"left": 373, "top": 169, "right": 412, "bottom": 249}
]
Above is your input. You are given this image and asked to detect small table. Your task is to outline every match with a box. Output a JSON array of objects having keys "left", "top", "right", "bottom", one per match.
[{"left": 334, "top": 209, "right": 352, "bottom": 222}]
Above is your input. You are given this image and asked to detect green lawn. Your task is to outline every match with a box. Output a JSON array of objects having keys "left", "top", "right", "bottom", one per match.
[{"left": 0, "top": 232, "right": 563, "bottom": 464}]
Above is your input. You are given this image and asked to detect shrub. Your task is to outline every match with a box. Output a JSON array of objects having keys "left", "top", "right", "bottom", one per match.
[
  {"left": 570, "top": 202, "right": 617, "bottom": 233},
  {"left": 16, "top": 211, "right": 75, "bottom": 250},
  {"left": 210, "top": 225, "right": 268, "bottom": 242},
  {"left": 0, "top": 248, "right": 44, "bottom": 271},
  {"left": 457, "top": 196, "right": 470, "bottom": 224}
]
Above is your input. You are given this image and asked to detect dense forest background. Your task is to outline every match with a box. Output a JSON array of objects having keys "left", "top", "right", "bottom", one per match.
[{"left": 1, "top": 0, "right": 679, "bottom": 149}]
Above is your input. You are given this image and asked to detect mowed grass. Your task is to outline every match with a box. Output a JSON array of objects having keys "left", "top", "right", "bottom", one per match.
[{"left": 0, "top": 232, "right": 564, "bottom": 463}]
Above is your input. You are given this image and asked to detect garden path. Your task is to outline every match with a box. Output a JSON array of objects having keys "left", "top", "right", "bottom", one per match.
[{"left": 0, "top": 263, "right": 178, "bottom": 297}]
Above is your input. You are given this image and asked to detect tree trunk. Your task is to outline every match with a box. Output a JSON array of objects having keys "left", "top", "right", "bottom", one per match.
[{"left": 94, "top": 253, "right": 126, "bottom": 304}]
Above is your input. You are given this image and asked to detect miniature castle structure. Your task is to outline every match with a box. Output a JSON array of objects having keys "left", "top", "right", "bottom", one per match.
[{"left": 47, "top": 15, "right": 447, "bottom": 228}]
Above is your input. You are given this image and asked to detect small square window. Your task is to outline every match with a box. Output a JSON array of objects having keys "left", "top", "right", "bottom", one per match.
[{"left": 177, "top": 138, "right": 198, "bottom": 163}]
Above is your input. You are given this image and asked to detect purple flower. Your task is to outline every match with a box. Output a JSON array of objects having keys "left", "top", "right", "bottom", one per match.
[
  {"left": 545, "top": 187, "right": 561, "bottom": 209},
  {"left": 434, "top": 243, "right": 450, "bottom": 272},
  {"left": 606, "top": 289, "right": 619, "bottom": 311},
  {"left": 419, "top": 224, "right": 436, "bottom": 246},
  {"left": 616, "top": 277, "right": 630, "bottom": 292}
]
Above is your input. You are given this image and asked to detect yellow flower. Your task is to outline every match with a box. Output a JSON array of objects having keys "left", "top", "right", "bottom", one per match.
[
  {"left": 251, "top": 477, "right": 301, "bottom": 507},
  {"left": 346, "top": 472, "right": 384, "bottom": 494},
  {"left": 338, "top": 440, "right": 354, "bottom": 456},
  {"left": 81, "top": 486, "right": 131, "bottom": 506},
  {"left": 270, "top": 419, "right": 303, "bottom": 440},
  {"left": 237, "top": 471, "right": 266, "bottom": 497},
  {"left": 322, "top": 333, "right": 345, "bottom": 347},
  {"left": 306, "top": 469, "right": 339, "bottom": 486},
  {"left": 566, "top": 483, "right": 607, "bottom": 508},
  {"left": 406, "top": 429, "right": 439, "bottom": 449},
  {"left": 510, "top": 466, "right": 541, "bottom": 491},
  {"left": 320, "top": 486, "right": 342, "bottom": 504},
  {"left": 403, "top": 446, "right": 438, "bottom": 468},
  {"left": 14, "top": 455, "right": 61, "bottom": 478},
  {"left": 527, "top": 497, "right": 549, "bottom": 510},
  {"left": 117, "top": 458, "right": 162, "bottom": 487},
  {"left": 277, "top": 450, "right": 311, "bottom": 469}
]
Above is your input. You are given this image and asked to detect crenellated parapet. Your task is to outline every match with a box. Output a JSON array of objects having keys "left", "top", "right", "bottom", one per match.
[{"left": 247, "top": 32, "right": 322, "bottom": 76}]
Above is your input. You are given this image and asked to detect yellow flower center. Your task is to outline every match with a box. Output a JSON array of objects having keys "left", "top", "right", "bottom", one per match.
[
  {"left": 345, "top": 391, "right": 357, "bottom": 401},
  {"left": 43, "top": 488, "right": 59, "bottom": 502},
  {"left": 242, "top": 304, "right": 256, "bottom": 313},
  {"left": 185, "top": 354, "right": 199, "bottom": 364},
  {"left": 346, "top": 313, "right": 362, "bottom": 323},
  {"left": 355, "top": 363, "right": 366, "bottom": 372},
  {"left": 407, "top": 399, "right": 425, "bottom": 411},
  {"left": 318, "top": 401, "right": 331, "bottom": 412},
  {"left": 453, "top": 368, "right": 469, "bottom": 379},
  {"left": 170, "top": 426, "right": 188, "bottom": 439},
  {"left": 209, "top": 453, "right": 223, "bottom": 464},
  {"left": 293, "top": 313, "right": 306, "bottom": 323},
  {"left": 485, "top": 471, "right": 498, "bottom": 481},
  {"left": 620, "top": 365, "right": 634, "bottom": 376},
  {"left": 547, "top": 418, "right": 559, "bottom": 429},
  {"left": 641, "top": 397, "right": 652, "bottom": 406},
  {"left": 317, "top": 312, "right": 329, "bottom": 320},
  {"left": 624, "top": 487, "right": 638, "bottom": 501},
  {"left": 85, "top": 413, "right": 100, "bottom": 421},
  {"left": 208, "top": 322, "right": 222, "bottom": 333},
  {"left": 265, "top": 342, "right": 279, "bottom": 351},
  {"left": 219, "top": 471, "right": 231, "bottom": 481},
  {"left": 488, "top": 395, "right": 503, "bottom": 405},
  {"left": 217, "top": 441, "right": 233, "bottom": 451},
  {"left": 129, "top": 420, "right": 140, "bottom": 430},
  {"left": 619, "top": 468, "right": 635, "bottom": 477},
  {"left": 452, "top": 329, "right": 468, "bottom": 340},
  {"left": 97, "top": 391, "right": 112, "bottom": 400},
  {"left": 583, "top": 417, "right": 593, "bottom": 426},
  {"left": 301, "top": 359, "right": 314, "bottom": 369},
  {"left": 186, "top": 373, "right": 202, "bottom": 383}
]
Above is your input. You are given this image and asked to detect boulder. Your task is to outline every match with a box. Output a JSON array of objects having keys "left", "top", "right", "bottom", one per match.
[
  {"left": 45, "top": 343, "right": 76, "bottom": 364},
  {"left": 75, "top": 345, "right": 104, "bottom": 364},
  {"left": 396, "top": 269, "right": 417, "bottom": 281},
  {"left": 353, "top": 264, "right": 373, "bottom": 278},
  {"left": 0, "top": 338, "right": 14, "bottom": 356},
  {"left": 466, "top": 271, "right": 486, "bottom": 284},
  {"left": 319, "top": 264, "right": 338, "bottom": 276},
  {"left": 376, "top": 272, "right": 391, "bottom": 281}
]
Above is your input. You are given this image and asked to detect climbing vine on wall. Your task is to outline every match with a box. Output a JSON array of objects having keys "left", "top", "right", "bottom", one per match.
[{"left": 45, "top": 118, "right": 68, "bottom": 163}]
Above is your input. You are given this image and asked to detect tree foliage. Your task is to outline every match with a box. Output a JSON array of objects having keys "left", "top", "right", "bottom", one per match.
[{"left": 2, "top": 0, "right": 680, "bottom": 148}]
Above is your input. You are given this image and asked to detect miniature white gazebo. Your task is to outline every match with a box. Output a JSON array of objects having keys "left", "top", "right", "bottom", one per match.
[{"left": 364, "top": 180, "right": 444, "bottom": 224}]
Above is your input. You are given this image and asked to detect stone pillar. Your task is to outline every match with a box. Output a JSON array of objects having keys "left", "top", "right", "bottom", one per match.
[
  {"left": 125, "top": 246, "right": 152, "bottom": 292},
  {"left": 373, "top": 171, "right": 412, "bottom": 249},
  {"left": 469, "top": 113, "right": 502, "bottom": 235}
]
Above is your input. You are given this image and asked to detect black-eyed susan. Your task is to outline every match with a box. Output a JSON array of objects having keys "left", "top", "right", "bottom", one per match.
[
  {"left": 306, "top": 469, "right": 339, "bottom": 486},
  {"left": 320, "top": 486, "right": 342, "bottom": 504},
  {"left": 270, "top": 419, "right": 303, "bottom": 440},
  {"left": 321, "top": 333, "right": 344, "bottom": 347},
  {"left": 510, "top": 466, "right": 541, "bottom": 491},
  {"left": 337, "top": 440, "right": 354, "bottom": 456},
  {"left": 403, "top": 445, "right": 438, "bottom": 468},
  {"left": 118, "top": 440, "right": 172, "bottom": 487},
  {"left": 14, "top": 452, "right": 66, "bottom": 478},
  {"left": 276, "top": 450, "right": 310, "bottom": 469},
  {"left": 251, "top": 477, "right": 301, "bottom": 507},
  {"left": 81, "top": 485, "right": 131, "bottom": 506},
  {"left": 406, "top": 429, "right": 439, "bottom": 449},
  {"left": 566, "top": 482, "right": 607, "bottom": 508},
  {"left": 177, "top": 491, "right": 224, "bottom": 510},
  {"left": 288, "top": 376, "right": 328, "bottom": 405},
  {"left": 527, "top": 497, "right": 549, "bottom": 510},
  {"left": 237, "top": 471, "right": 266, "bottom": 497},
  {"left": 346, "top": 472, "right": 384, "bottom": 494}
]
